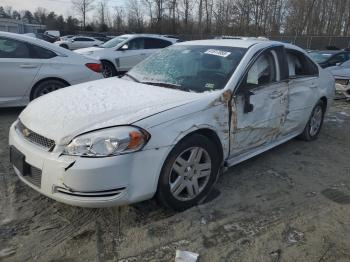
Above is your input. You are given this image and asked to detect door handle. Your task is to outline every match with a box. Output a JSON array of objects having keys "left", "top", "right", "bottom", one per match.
[
  {"left": 310, "top": 83, "right": 318, "bottom": 88},
  {"left": 20, "top": 64, "right": 38, "bottom": 69},
  {"left": 269, "top": 91, "right": 283, "bottom": 99}
]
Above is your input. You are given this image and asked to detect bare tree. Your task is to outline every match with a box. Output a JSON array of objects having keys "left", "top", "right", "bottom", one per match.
[{"left": 72, "top": 0, "right": 95, "bottom": 29}]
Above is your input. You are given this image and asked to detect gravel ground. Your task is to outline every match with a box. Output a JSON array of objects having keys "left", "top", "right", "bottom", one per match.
[{"left": 0, "top": 101, "right": 350, "bottom": 262}]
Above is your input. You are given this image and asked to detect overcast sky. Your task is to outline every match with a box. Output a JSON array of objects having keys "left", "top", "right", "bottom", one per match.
[{"left": 0, "top": 0, "right": 127, "bottom": 18}]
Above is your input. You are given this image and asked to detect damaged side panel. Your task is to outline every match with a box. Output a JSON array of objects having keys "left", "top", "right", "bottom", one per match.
[{"left": 229, "top": 82, "right": 289, "bottom": 157}]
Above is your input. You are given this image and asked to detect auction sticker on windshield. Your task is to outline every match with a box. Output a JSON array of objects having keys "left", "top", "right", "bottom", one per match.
[{"left": 204, "top": 49, "right": 231, "bottom": 57}]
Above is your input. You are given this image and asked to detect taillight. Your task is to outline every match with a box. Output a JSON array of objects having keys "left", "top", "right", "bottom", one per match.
[{"left": 85, "top": 63, "right": 102, "bottom": 73}]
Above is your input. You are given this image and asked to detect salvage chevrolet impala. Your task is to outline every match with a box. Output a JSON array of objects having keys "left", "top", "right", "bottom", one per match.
[{"left": 9, "top": 39, "right": 334, "bottom": 210}]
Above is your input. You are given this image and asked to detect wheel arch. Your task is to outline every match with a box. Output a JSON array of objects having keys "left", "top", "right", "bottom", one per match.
[
  {"left": 320, "top": 96, "right": 328, "bottom": 110},
  {"left": 30, "top": 77, "right": 70, "bottom": 100},
  {"left": 173, "top": 128, "right": 225, "bottom": 166}
]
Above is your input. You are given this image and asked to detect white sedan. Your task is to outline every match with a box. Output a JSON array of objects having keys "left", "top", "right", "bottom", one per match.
[
  {"left": 0, "top": 32, "right": 103, "bottom": 107},
  {"left": 75, "top": 34, "right": 178, "bottom": 77},
  {"left": 55, "top": 36, "right": 103, "bottom": 50},
  {"left": 9, "top": 39, "right": 334, "bottom": 210}
]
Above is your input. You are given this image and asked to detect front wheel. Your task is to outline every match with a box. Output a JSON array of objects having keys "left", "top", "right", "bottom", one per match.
[
  {"left": 298, "top": 100, "right": 325, "bottom": 141},
  {"left": 156, "top": 134, "right": 221, "bottom": 211}
]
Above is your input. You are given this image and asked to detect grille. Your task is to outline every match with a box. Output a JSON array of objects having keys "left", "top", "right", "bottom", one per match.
[
  {"left": 22, "top": 166, "right": 42, "bottom": 188},
  {"left": 17, "top": 121, "right": 55, "bottom": 151}
]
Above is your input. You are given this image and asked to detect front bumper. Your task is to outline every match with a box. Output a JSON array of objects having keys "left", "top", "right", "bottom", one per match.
[{"left": 9, "top": 122, "right": 170, "bottom": 208}]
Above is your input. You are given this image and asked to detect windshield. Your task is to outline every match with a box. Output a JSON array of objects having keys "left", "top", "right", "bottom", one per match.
[
  {"left": 309, "top": 52, "right": 333, "bottom": 63},
  {"left": 101, "top": 36, "right": 128, "bottom": 48},
  {"left": 126, "top": 45, "right": 246, "bottom": 92}
]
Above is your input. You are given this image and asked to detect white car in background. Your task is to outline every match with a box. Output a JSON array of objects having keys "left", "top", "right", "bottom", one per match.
[
  {"left": 9, "top": 39, "right": 334, "bottom": 210},
  {"left": 75, "top": 34, "right": 178, "bottom": 77},
  {"left": 0, "top": 32, "right": 103, "bottom": 107},
  {"left": 327, "top": 60, "right": 350, "bottom": 99},
  {"left": 54, "top": 36, "right": 104, "bottom": 50}
]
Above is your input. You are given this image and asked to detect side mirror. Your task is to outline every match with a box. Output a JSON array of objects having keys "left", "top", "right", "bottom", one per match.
[
  {"left": 238, "top": 87, "right": 254, "bottom": 114},
  {"left": 70, "top": 39, "right": 75, "bottom": 42},
  {"left": 121, "top": 44, "right": 128, "bottom": 50}
]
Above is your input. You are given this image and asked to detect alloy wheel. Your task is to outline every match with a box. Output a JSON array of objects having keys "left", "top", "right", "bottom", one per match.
[
  {"left": 169, "top": 147, "right": 212, "bottom": 201},
  {"left": 309, "top": 105, "right": 323, "bottom": 136}
]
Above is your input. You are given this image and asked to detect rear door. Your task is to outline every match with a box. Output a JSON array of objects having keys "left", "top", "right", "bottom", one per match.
[
  {"left": 0, "top": 36, "right": 41, "bottom": 104},
  {"left": 230, "top": 46, "right": 289, "bottom": 156},
  {"left": 282, "top": 49, "right": 320, "bottom": 135},
  {"left": 144, "top": 37, "right": 173, "bottom": 57}
]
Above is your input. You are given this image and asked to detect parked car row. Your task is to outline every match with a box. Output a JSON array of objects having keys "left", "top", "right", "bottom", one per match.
[{"left": 3, "top": 33, "right": 335, "bottom": 210}]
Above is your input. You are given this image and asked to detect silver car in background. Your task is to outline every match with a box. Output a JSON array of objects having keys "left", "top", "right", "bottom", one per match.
[{"left": 0, "top": 32, "right": 103, "bottom": 107}]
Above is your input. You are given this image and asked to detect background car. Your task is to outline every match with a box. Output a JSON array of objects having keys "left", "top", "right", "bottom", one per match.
[
  {"left": 54, "top": 36, "right": 103, "bottom": 50},
  {"left": 309, "top": 50, "right": 350, "bottom": 68},
  {"left": 327, "top": 60, "right": 350, "bottom": 99},
  {"left": 24, "top": 32, "right": 59, "bottom": 43},
  {"left": 0, "top": 32, "right": 103, "bottom": 107},
  {"left": 75, "top": 34, "right": 178, "bottom": 77}
]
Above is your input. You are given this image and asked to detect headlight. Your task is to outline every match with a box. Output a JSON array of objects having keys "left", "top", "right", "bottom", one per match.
[
  {"left": 63, "top": 126, "right": 150, "bottom": 157},
  {"left": 335, "top": 79, "right": 349, "bottom": 85}
]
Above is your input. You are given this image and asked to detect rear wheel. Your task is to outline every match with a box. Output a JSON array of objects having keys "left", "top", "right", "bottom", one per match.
[
  {"left": 298, "top": 100, "right": 325, "bottom": 141},
  {"left": 31, "top": 79, "right": 67, "bottom": 100},
  {"left": 101, "top": 61, "right": 117, "bottom": 78},
  {"left": 156, "top": 134, "right": 220, "bottom": 211}
]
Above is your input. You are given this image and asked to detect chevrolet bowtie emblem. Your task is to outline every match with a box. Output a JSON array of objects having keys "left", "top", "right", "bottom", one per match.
[{"left": 22, "top": 128, "right": 31, "bottom": 137}]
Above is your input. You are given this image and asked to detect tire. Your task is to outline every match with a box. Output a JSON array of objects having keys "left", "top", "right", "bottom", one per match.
[
  {"left": 31, "top": 79, "right": 67, "bottom": 100},
  {"left": 60, "top": 44, "right": 69, "bottom": 49},
  {"left": 156, "top": 134, "right": 221, "bottom": 211},
  {"left": 101, "top": 61, "right": 117, "bottom": 78},
  {"left": 298, "top": 100, "right": 325, "bottom": 141}
]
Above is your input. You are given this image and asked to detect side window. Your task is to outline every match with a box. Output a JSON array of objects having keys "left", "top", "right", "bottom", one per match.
[
  {"left": 29, "top": 44, "right": 57, "bottom": 59},
  {"left": 127, "top": 38, "right": 145, "bottom": 50},
  {"left": 287, "top": 50, "right": 319, "bottom": 77},
  {"left": 75, "top": 37, "right": 93, "bottom": 42},
  {"left": 329, "top": 53, "right": 347, "bottom": 65},
  {"left": 245, "top": 51, "right": 277, "bottom": 87},
  {"left": 0, "top": 37, "right": 30, "bottom": 58},
  {"left": 144, "top": 38, "right": 172, "bottom": 49}
]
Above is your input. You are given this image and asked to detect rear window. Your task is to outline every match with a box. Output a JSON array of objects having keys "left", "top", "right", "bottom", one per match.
[{"left": 287, "top": 50, "right": 319, "bottom": 77}]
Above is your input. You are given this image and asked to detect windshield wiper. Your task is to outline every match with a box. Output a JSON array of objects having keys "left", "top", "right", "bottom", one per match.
[
  {"left": 123, "top": 73, "right": 140, "bottom": 82},
  {"left": 141, "top": 81, "right": 182, "bottom": 90}
]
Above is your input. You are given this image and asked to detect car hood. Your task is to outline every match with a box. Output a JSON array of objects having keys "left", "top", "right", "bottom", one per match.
[
  {"left": 75, "top": 46, "right": 105, "bottom": 54},
  {"left": 328, "top": 67, "right": 350, "bottom": 79},
  {"left": 19, "top": 78, "right": 204, "bottom": 145}
]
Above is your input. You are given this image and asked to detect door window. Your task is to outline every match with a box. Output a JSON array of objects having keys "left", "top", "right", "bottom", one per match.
[
  {"left": 0, "top": 37, "right": 30, "bottom": 58},
  {"left": 29, "top": 44, "right": 57, "bottom": 59},
  {"left": 74, "top": 37, "right": 94, "bottom": 42},
  {"left": 287, "top": 50, "right": 319, "bottom": 77},
  {"left": 127, "top": 38, "right": 145, "bottom": 50},
  {"left": 144, "top": 38, "right": 172, "bottom": 49},
  {"left": 245, "top": 51, "right": 277, "bottom": 87}
]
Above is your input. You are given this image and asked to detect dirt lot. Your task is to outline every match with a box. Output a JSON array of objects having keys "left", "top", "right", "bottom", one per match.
[{"left": 1, "top": 101, "right": 350, "bottom": 262}]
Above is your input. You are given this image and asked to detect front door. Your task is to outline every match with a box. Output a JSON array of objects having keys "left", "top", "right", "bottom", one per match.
[
  {"left": 230, "top": 47, "right": 289, "bottom": 157},
  {"left": 118, "top": 38, "right": 148, "bottom": 71}
]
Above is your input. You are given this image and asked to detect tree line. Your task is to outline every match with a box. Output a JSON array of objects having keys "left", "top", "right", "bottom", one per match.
[{"left": 1, "top": 0, "right": 350, "bottom": 37}]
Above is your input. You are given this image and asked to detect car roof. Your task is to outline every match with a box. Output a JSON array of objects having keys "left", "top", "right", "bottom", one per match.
[
  {"left": 119, "top": 34, "right": 178, "bottom": 43},
  {"left": 0, "top": 31, "right": 74, "bottom": 56},
  {"left": 177, "top": 39, "right": 296, "bottom": 49}
]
